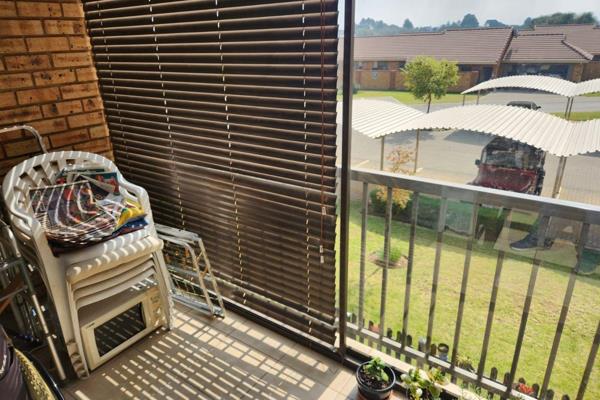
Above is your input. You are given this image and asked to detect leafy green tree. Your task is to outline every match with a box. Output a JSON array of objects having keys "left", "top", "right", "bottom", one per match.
[
  {"left": 530, "top": 12, "right": 597, "bottom": 26},
  {"left": 460, "top": 13, "right": 479, "bottom": 28},
  {"left": 484, "top": 19, "right": 505, "bottom": 28},
  {"left": 403, "top": 56, "right": 459, "bottom": 171},
  {"left": 402, "top": 18, "right": 414, "bottom": 30},
  {"left": 403, "top": 56, "right": 459, "bottom": 113}
]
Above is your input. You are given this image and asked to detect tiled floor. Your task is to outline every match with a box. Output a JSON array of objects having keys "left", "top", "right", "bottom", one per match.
[{"left": 65, "top": 304, "right": 393, "bottom": 400}]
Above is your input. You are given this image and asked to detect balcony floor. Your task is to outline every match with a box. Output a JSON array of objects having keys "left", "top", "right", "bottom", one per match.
[{"left": 65, "top": 304, "right": 400, "bottom": 400}]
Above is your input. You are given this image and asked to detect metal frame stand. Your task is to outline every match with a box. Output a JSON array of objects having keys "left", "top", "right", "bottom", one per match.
[
  {"left": 156, "top": 224, "right": 225, "bottom": 319},
  {"left": 0, "top": 125, "right": 65, "bottom": 380}
]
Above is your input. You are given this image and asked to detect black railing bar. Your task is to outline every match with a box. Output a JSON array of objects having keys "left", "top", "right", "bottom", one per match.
[
  {"left": 401, "top": 192, "right": 420, "bottom": 349},
  {"left": 349, "top": 168, "right": 600, "bottom": 225},
  {"left": 338, "top": 0, "right": 355, "bottom": 359},
  {"left": 505, "top": 215, "right": 549, "bottom": 398},
  {"left": 449, "top": 202, "right": 480, "bottom": 382},
  {"left": 576, "top": 319, "right": 600, "bottom": 400},
  {"left": 357, "top": 181, "right": 368, "bottom": 333},
  {"left": 379, "top": 187, "right": 393, "bottom": 348},
  {"left": 347, "top": 323, "right": 537, "bottom": 400},
  {"left": 425, "top": 197, "right": 448, "bottom": 357},
  {"left": 540, "top": 223, "right": 589, "bottom": 398},
  {"left": 477, "top": 208, "right": 513, "bottom": 383}
]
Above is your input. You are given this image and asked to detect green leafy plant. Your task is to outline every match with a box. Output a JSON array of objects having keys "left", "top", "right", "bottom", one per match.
[
  {"left": 403, "top": 56, "right": 459, "bottom": 113},
  {"left": 362, "top": 357, "right": 390, "bottom": 383},
  {"left": 456, "top": 354, "right": 475, "bottom": 373},
  {"left": 400, "top": 367, "right": 447, "bottom": 400},
  {"left": 376, "top": 246, "right": 403, "bottom": 265}
]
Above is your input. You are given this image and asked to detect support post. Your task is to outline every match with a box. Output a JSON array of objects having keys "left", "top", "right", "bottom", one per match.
[
  {"left": 564, "top": 97, "right": 571, "bottom": 119},
  {"left": 413, "top": 130, "right": 420, "bottom": 174},
  {"left": 379, "top": 136, "right": 385, "bottom": 170},
  {"left": 338, "top": 0, "right": 355, "bottom": 359},
  {"left": 462, "top": 94, "right": 466, "bottom": 106},
  {"left": 476, "top": 90, "right": 480, "bottom": 105},
  {"left": 568, "top": 97, "right": 575, "bottom": 119},
  {"left": 552, "top": 156, "right": 567, "bottom": 198}
]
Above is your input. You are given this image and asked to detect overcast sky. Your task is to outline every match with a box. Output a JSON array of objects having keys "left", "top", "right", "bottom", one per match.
[{"left": 346, "top": 0, "right": 599, "bottom": 27}]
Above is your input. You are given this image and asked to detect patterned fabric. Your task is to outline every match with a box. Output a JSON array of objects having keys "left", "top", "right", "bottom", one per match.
[{"left": 28, "top": 165, "right": 147, "bottom": 255}]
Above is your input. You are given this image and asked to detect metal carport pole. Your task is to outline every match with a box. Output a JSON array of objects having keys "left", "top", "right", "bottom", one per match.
[
  {"left": 551, "top": 97, "right": 573, "bottom": 198},
  {"left": 379, "top": 136, "right": 385, "bottom": 170}
]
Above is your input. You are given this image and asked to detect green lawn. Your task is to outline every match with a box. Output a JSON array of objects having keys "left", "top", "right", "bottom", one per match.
[
  {"left": 551, "top": 111, "right": 600, "bottom": 121},
  {"left": 339, "top": 199, "right": 600, "bottom": 399},
  {"left": 350, "top": 90, "right": 474, "bottom": 105},
  {"left": 583, "top": 92, "right": 600, "bottom": 97}
]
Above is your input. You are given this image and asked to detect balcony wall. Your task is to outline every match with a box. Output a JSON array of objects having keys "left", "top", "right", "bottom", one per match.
[{"left": 0, "top": 0, "right": 110, "bottom": 177}]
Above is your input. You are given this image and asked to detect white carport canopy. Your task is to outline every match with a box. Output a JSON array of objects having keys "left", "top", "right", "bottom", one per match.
[
  {"left": 344, "top": 99, "right": 600, "bottom": 157},
  {"left": 344, "top": 99, "right": 600, "bottom": 197},
  {"left": 461, "top": 75, "right": 600, "bottom": 97}
]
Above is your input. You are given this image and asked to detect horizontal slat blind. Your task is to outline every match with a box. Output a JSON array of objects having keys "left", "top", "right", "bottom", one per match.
[{"left": 84, "top": 0, "right": 339, "bottom": 343}]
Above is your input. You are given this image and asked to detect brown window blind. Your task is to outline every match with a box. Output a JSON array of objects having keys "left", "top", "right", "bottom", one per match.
[{"left": 83, "top": 0, "right": 339, "bottom": 344}]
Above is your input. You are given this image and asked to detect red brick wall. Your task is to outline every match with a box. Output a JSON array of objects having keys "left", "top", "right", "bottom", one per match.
[{"left": 0, "top": 0, "right": 110, "bottom": 176}]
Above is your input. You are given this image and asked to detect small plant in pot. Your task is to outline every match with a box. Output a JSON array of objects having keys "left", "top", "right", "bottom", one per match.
[
  {"left": 356, "top": 357, "right": 396, "bottom": 400},
  {"left": 400, "top": 367, "right": 447, "bottom": 400}
]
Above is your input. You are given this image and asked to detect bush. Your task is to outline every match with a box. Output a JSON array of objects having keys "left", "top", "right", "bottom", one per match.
[
  {"left": 369, "top": 192, "right": 507, "bottom": 241},
  {"left": 370, "top": 187, "right": 411, "bottom": 218}
]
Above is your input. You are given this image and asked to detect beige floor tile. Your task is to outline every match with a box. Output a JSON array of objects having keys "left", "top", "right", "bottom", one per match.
[{"left": 66, "top": 305, "right": 363, "bottom": 400}]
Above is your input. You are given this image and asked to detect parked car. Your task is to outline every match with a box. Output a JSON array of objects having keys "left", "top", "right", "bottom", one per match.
[
  {"left": 471, "top": 137, "right": 546, "bottom": 195},
  {"left": 471, "top": 101, "right": 546, "bottom": 195},
  {"left": 506, "top": 100, "right": 541, "bottom": 110}
]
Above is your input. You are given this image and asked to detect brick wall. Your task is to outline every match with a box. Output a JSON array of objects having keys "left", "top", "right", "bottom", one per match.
[{"left": 0, "top": 0, "right": 110, "bottom": 176}]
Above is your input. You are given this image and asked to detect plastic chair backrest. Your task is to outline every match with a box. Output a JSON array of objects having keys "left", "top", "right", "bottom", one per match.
[{"left": 2, "top": 151, "right": 118, "bottom": 238}]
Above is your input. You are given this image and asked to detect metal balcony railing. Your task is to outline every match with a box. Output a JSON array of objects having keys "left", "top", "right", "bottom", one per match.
[{"left": 345, "top": 167, "right": 600, "bottom": 400}]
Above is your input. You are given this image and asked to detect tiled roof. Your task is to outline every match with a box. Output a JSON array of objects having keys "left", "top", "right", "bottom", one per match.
[
  {"left": 530, "top": 24, "right": 600, "bottom": 55},
  {"left": 504, "top": 33, "right": 593, "bottom": 63},
  {"left": 347, "top": 27, "right": 513, "bottom": 65}
]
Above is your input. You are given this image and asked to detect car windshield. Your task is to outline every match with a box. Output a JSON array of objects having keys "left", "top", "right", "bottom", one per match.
[{"left": 482, "top": 146, "right": 539, "bottom": 170}]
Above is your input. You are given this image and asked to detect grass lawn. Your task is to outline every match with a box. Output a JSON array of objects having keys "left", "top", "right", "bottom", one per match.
[
  {"left": 583, "top": 92, "right": 600, "bottom": 97},
  {"left": 339, "top": 199, "right": 600, "bottom": 398},
  {"left": 350, "top": 90, "right": 474, "bottom": 105},
  {"left": 551, "top": 111, "right": 600, "bottom": 121}
]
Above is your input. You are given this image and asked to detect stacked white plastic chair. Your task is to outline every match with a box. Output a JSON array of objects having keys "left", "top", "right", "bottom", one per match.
[{"left": 2, "top": 151, "right": 172, "bottom": 378}]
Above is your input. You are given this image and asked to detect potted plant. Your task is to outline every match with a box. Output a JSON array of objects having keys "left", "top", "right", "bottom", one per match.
[
  {"left": 400, "top": 367, "right": 447, "bottom": 400},
  {"left": 437, "top": 343, "right": 449, "bottom": 361},
  {"left": 356, "top": 357, "right": 396, "bottom": 400}
]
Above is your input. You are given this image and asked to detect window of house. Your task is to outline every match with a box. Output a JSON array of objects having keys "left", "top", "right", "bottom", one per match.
[{"left": 373, "top": 61, "right": 388, "bottom": 70}]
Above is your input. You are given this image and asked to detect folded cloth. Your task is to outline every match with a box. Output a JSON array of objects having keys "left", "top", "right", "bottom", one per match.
[{"left": 29, "top": 165, "right": 147, "bottom": 256}]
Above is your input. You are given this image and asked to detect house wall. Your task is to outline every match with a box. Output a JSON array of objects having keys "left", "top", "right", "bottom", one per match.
[
  {"left": 582, "top": 61, "right": 600, "bottom": 81},
  {"left": 353, "top": 62, "right": 480, "bottom": 93},
  {"left": 0, "top": 0, "right": 110, "bottom": 177}
]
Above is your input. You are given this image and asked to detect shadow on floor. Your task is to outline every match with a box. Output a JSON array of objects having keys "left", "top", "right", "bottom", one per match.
[{"left": 66, "top": 305, "right": 358, "bottom": 400}]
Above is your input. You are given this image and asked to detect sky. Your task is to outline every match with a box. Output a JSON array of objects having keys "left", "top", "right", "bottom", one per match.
[{"left": 345, "top": 0, "right": 599, "bottom": 27}]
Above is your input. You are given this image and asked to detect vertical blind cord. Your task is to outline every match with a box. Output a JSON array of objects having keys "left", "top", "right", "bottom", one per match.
[
  {"left": 301, "top": 0, "right": 312, "bottom": 326},
  {"left": 215, "top": 0, "right": 246, "bottom": 300},
  {"left": 319, "top": 0, "right": 326, "bottom": 265},
  {"left": 150, "top": 0, "right": 185, "bottom": 229},
  {"left": 95, "top": 3, "right": 123, "bottom": 167}
]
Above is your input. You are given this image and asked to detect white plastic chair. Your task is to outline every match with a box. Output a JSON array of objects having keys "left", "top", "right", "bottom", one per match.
[{"left": 2, "top": 151, "right": 172, "bottom": 377}]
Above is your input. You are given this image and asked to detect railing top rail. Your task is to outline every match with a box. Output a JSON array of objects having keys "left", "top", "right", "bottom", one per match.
[{"left": 349, "top": 167, "right": 600, "bottom": 225}]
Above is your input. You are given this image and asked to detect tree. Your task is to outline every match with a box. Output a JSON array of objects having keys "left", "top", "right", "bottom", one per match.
[
  {"left": 530, "top": 12, "right": 598, "bottom": 26},
  {"left": 403, "top": 18, "right": 414, "bottom": 30},
  {"left": 522, "top": 17, "right": 533, "bottom": 28},
  {"left": 403, "top": 56, "right": 459, "bottom": 171},
  {"left": 460, "top": 13, "right": 479, "bottom": 28},
  {"left": 484, "top": 19, "right": 505, "bottom": 28},
  {"left": 403, "top": 56, "right": 459, "bottom": 113}
]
